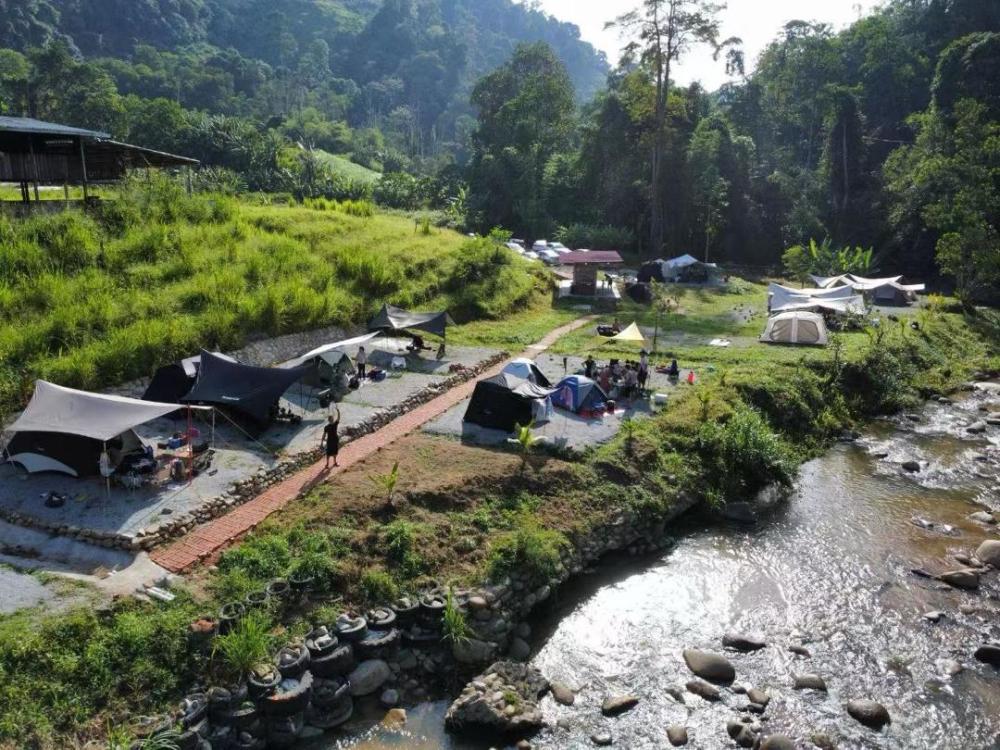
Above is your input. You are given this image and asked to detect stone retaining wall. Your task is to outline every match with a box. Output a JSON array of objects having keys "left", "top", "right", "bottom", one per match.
[{"left": 0, "top": 351, "right": 508, "bottom": 553}]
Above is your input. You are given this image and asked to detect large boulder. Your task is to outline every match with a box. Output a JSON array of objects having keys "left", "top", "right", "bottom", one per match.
[
  {"left": 846, "top": 699, "right": 891, "bottom": 730},
  {"left": 682, "top": 649, "right": 736, "bottom": 685},
  {"left": 760, "top": 736, "right": 796, "bottom": 750},
  {"left": 976, "top": 540, "right": 1000, "bottom": 567},
  {"left": 445, "top": 662, "right": 548, "bottom": 739},
  {"left": 348, "top": 659, "right": 391, "bottom": 696}
]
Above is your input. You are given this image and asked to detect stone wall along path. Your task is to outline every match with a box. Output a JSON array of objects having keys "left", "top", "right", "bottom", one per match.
[{"left": 151, "top": 316, "right": 595, "bottom": 573}]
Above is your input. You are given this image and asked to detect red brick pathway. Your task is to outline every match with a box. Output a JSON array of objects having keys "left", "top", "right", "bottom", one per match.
[{"left": 151, "top": 316, "right": 594, "bottom": 572}]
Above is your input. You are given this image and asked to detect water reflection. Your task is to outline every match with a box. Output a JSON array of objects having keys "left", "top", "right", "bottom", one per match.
[{"left": 326, "top": 392, "right": 1000, "bottom": 749}]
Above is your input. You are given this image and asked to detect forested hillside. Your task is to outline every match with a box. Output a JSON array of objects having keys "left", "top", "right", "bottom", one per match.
[
  {"left": 0, "top": 0, "right": 607, "bottom": 179},
  {"left": 461, "top": 0, "right": 998, "bottom": 301}
]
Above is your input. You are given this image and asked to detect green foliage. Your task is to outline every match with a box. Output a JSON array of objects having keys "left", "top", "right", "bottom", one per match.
[
  {"left": 360, "top": 569, "right": 400, "bottom": 603},
  {"left": 515, "top": 421, "right": 536, "bottom": 468},
  {"left": 487, "top": 514, "right": 568, "bottom": 583},
  {"left": 212, "top": 613, "right": 273, "bottom": 679},
  {"left": 382, "top": 520, "right": 427, "bottom": 578},
  {"left": 441, "top": 588, "right": 472, "bottom": 644},
  {"left": 696, "top": 405, "right": 791, "bottom": 500},
  {"left": 370, "top": 461, "right": 401, "bottom": 505},
  {"left": 782, "top": 238, "right": 875, "bottom": 282}
]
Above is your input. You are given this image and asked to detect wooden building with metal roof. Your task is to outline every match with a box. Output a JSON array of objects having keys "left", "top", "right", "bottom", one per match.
[{"left": 0, "top": 116, "right": 199, "bottom": 203}]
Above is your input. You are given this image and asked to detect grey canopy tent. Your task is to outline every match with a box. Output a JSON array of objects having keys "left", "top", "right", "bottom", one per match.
[
  {"left": 368, "top": 304, "right": 454, "bottom": 338},
  {"left": 3, "top": 380, "right": 195, "bottom": 477},
  {"left": 181, "top": 351, "right": 311, "bottom": 433}
]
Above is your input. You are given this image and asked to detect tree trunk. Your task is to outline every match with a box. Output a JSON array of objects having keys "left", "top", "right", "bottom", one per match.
[{"left": 650, "top": 133, "right": 665, "bottom": 257}]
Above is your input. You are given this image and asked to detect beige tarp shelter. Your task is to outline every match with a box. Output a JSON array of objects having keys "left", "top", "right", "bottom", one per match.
[
  {"left": 760, "top": 311, "right": 829, "bottom": 346},
  {"left": 610, "top": 322, "right": 646, "bottom": 343}
]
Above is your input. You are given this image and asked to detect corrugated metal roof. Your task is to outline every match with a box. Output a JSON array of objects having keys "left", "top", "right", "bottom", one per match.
[
  {"left": 560, "top": 251, "right": 624, "bottom": 265},
  {"left": 0, "top": 116, "right": 109, "bottom": 140}
]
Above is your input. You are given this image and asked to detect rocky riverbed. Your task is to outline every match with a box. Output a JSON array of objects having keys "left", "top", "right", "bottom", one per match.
[{"left": 325, "top": 384, "right": 1000, "bottom": 749}]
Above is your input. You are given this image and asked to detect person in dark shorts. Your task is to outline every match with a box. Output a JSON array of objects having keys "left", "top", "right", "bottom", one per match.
[{"left": 321, "top": 412, "right": 340, "bottom": 468}]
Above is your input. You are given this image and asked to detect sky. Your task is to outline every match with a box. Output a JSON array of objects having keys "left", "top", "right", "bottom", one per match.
[{"left": 533, "top": 0, "right": 881, "bottom": 90}]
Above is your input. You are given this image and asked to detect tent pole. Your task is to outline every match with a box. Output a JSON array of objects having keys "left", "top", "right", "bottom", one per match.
[
  {"left": 187, "top": 406, "right": 194, "bottom": 484},
  {"left": 211, "top": 409, "right": 216, "bottom": 447},
  {"left": 103, "top": 441, "right": 110, "bottom": 499}
]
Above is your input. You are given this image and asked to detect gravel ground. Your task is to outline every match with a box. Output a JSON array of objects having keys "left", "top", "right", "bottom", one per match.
[
  {"left": 0, "top": 567, "right": 53, "bottom": 614},
  {"left": 0, "top": 342, "right": 501, "bottom": 538},
  {"left": 423, "top": 353, "right": 681, "bottom": 450}
]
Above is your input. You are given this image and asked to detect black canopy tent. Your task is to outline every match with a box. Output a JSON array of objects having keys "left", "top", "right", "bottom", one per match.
[
  {"left": 181, "top": 351, "right": 312, "bottom": 434},
  {"left": 142, "top": 352, "right": 238, "bottom": 405},
  {"left": 368, "top": 304, "right": 453, "bottom": 338},
  {"left": 464, "top": 373, "right": 555, "bottom": 433}
]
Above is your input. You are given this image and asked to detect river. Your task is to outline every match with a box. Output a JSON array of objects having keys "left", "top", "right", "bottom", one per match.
[{"left": 325, "top": 387, "right": 1000, "bottom": 749}]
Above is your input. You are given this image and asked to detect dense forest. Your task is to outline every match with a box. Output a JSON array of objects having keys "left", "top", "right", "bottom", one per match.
[
  {"left": 0, "top": 0, "right": 607, "bottom": 182},
  {"left": 0, "top": 0, "right": 998, "bottom": 299}
]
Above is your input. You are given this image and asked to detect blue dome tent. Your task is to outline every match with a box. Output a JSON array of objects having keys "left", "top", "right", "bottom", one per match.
[{"left": 551, "top": 375, "right": 609, "bottom": 415}]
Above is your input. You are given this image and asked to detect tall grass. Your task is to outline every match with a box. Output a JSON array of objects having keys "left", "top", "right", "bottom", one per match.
[{"left": 0, "top": 177, "right": 541, "bottom": 415}]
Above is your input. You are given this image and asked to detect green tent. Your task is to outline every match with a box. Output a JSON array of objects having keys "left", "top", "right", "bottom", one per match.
[{"left": 301, "top": 350, "right": 356, "bottom": 387}]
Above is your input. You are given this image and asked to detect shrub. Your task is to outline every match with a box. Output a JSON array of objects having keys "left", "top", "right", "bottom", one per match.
[
  {"left": 212, "top": 613, "right": 273, "bottom": 679},
  {"left": 487, "top": 515, "right": 567, "bottom": 583},
  {"left": 696, "top": 405, "right": 791, "bottom": 499},
  {"left": 382, "top": 520, "right": 427, "bottom": 578},
  {"left": 441, "top": 588, "right": 471, "bottom": 644},
  {"left": 217, "top": 533, "right": 291, "bottom": 580},
  {"left": 360, "top": 569, "right": 399, "bottom": 602}
]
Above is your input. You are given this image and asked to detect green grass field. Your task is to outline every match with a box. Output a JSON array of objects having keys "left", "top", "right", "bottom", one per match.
[{"left": 0, "top": 179, "right": 540, "bottom": 418}]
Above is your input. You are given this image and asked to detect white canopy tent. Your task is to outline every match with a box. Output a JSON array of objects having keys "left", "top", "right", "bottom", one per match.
[
  {"left": 767, "top": 283, "right": 865, "bottom": 315},
  {"left": 809, "top": 273, "right": 925, "bottom": 303},
  {"left": 280, "top": 331, "right": 381, "bottom": 370}
]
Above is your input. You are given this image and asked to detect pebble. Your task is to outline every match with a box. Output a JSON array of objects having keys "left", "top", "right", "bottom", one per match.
[
  {"left": 591, "top": 730, "right": 613, "bottom": 746},
  {"left": 380, "top": 688, "right": 399, "bottom": 707},
  {"left": 550, "top": 682, "right": 575, "bottom": 706},
  {"left": 793, "top": 673, "right": 827, "bottom": 691},
  {"left": 923, "top": 611, "right": 945, "bottom": 623},
  {"left": 601, "top": 694, "right": 639, "bottom": 717},
  {"left": 666, "top": 725, "right": 688, "bottom": 746},
  {"left": 723, "top": 632, "right": 767, "bottom": 652},
  {"left": 976, "top": 540, "right": 1000, "bottom": 566},
  {"left": 901, "top": 460, "right": 922, "bottom": 472},
  {"left": 686, "top": 679, "right": 721, "bottom": 701},
  {"left": 747, "top": 688, "right": 770, "bottom": 708},
  {"left": 788, "top": 644, "right": 812, "bottom": 657}
]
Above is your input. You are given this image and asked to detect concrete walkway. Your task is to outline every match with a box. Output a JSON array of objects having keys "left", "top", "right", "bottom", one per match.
[{"left": 151, "top": 316, "right": 595, "bottom": 573}]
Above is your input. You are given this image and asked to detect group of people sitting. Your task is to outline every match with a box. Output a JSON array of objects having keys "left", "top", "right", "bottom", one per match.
[{"left": 584, "top": 352, "right": 652, "bottom": 401}]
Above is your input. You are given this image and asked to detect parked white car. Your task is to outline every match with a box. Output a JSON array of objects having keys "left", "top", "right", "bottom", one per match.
[
  {"left": 537, "top": 248, "right": 561, "bottom": 265},
  {"left": 505, "top": 241, "right": 525, "bottom": 254},
  {"left": 532, "top": 240, "right": 549, "bottom": 254},
  {"left": 548, "top": 242, "right": 570, "bottom": 254},
  {"left": 523, "top": 251, "right": 540, "bottom": 261}
]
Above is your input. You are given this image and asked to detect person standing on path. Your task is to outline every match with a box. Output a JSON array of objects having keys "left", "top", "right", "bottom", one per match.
[
  {"left": 321, "top": 412, "right": 340, "bottom": 468},
  {"left": 356, "top": 346, "right": 368, "bottom": 379}
]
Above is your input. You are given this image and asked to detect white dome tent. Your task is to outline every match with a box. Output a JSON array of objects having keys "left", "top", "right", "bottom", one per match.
[
  {"left": 501, "top": 358, "right": 552, "bottom": 388},
  {"left": 760, "top": 311, "right": 829, "bottom": 346}
]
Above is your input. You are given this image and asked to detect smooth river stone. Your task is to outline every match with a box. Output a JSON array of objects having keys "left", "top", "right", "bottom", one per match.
[
  {"left": 683, "top": 649, "right": 736, "bottom": 685},
  {"left": 793, "top": 673, "right": 827, "bottom": 691},
  {"left": 601, "top": 694, "right": 639, "bottom": 717},
  {"left": 760, "top": 736, "right": 796, "bottom": 750},
  {"left": 846, "top": 699, "right": 892, "bottom": 729},
  {"left": 666, "top": 725, "right": 689, "bottom": 746},
  {"left": 686, "top": 679, "right": 721, "bottom": 701},
  {"left": 976, "top": 540, "right": 1000, "bottom": 567},
  {"left": 974, "top": 644, "right": 1000, "bottom": 667},
  {"left": 723, "top": 633, "right": 767, "bottom": 652},
  {"left": 937, "top": 569, "right": 980, "bottom": 589}
]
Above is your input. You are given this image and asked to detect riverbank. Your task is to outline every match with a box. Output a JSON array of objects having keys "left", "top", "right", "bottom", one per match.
[{"left": 0, "top": 284, "right": 997, "bottom": 749}]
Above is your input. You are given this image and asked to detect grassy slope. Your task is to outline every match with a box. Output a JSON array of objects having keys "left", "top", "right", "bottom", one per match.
[
  {"left": 313, "top": 151, "right": 382, "bottom": 184},
  {"left": 0, "top": 184, "right": 541, "bottom": 418},
  {"left": 0, "top": 278, "right": 997, "bottom": 748}
]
